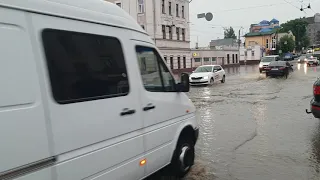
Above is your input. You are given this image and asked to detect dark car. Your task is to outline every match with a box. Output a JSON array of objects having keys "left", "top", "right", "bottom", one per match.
[
  {"left": 265, "top": 61, "right": 293, "bottom": 78},
  {"left": 308, "top": 78, "right": 320, "bottom": 118}
]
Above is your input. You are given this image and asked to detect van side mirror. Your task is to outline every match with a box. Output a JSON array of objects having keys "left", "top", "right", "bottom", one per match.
[{"left": 176, "top": 73, "right": 190, "bottom": 92}]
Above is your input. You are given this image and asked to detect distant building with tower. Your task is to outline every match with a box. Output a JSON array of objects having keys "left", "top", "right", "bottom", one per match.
[{"left": 249, "top": 19, "right": 280, "bottom": 33}]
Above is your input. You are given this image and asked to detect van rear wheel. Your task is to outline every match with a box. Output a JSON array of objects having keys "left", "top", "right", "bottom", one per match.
[{"left": 170, "top": 137, "right": 195, "bottom": 177}]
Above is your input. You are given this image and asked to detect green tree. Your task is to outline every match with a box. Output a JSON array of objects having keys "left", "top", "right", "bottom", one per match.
[
  {"left": 279, "top": 19, "right": 310, "bottom": 50},
  {"left": 224, "top": 27, "right": 236, "bottom": 39},
  {"left": 279, "top": 35, "right": 295, "bottom": 53}
]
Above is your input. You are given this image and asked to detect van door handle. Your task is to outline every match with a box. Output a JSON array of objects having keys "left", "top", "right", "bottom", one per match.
[
  {"left": 120, "top": 108, "right": 136, "bottom": 116},
  {"left": 143, "top": 104, "right": 156, "bottom": 111}
]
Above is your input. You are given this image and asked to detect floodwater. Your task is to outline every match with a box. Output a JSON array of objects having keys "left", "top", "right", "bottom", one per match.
[{"left": 151, "top": 62, "right": 320, "bottom": 180}]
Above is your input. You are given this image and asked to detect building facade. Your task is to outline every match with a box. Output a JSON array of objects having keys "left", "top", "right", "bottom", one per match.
[
  {"left": 106, "top": 0, "right": 191, "bottom": 72},
  {"left": 191, "top": 47, "right": 240, "bottom": 68},
  {"left": 244, "top": 31, "right": 277, "bottom": 54},
  {"left": 303, "top": 13, "right": 320, "bottom": 46}
]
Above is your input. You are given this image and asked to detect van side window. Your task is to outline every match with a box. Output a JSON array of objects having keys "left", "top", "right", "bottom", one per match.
[
  {"left": 42, "top": 29, "right": 129, "bottom": 104},
  {"left": 136, "top": 46, "right": 176, "bottom": 92}
]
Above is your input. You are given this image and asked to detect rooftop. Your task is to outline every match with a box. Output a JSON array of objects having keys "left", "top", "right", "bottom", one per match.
[{"left": 244, "top": 30, "right": 276, "bottom": 37}]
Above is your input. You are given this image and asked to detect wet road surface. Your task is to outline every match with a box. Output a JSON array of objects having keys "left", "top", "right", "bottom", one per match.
[{"left": 188, "top": 62, "right": 320, "bottom": 180}]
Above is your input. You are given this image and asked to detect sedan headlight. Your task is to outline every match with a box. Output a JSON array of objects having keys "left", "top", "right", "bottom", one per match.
[
  {"left": 259, "top": 64, "right": 263, "bottom": 68},
  {"left": 203, "top": 76, "right": 209, "bottom": 80}
]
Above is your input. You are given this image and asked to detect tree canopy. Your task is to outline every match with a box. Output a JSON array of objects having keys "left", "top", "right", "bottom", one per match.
[
  {"left": 224, "top": 27, "right": 237, "bottom": 39},
  {"left": 279, "top": 35, "right": 295, "bottom": 53},
  {"left": 279, "top": 19, "right": 310, "bottom": 50}
]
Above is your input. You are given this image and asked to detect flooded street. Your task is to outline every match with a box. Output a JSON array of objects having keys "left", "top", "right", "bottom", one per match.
[{"left": 186, "top": 62, "right": 320, "bottom": 180}]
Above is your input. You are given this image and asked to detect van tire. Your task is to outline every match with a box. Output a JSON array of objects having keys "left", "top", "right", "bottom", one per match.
[{"left": 170, "top": 137, "right": 195, "bottom": 177}]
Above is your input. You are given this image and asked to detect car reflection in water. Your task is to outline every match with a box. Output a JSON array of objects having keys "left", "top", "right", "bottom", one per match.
[{"left": 297, "top": 63, "right": 308, "bottom": 75}]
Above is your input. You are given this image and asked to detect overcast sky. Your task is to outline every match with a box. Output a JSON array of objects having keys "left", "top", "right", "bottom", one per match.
[{"left": 189, "top": 0, "right": 320, "bottom": 47}]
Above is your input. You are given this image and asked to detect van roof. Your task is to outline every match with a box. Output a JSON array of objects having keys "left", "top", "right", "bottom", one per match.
[{"left": 0, "top": 0, "right": 147, "bottom": 35}]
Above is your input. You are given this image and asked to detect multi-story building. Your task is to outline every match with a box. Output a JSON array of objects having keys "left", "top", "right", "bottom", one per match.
[
  {"left": 106, "top": 0, "right": 192, "bottom": 72},
  {"left": 244, "top": 31, "right": 277, "bottom": 55},
  {"left": 302, "top": 13, "right": 320, "bottom": 46}
]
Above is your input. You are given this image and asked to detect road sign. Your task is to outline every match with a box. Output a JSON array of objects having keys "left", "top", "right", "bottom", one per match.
[
  {"left": 197, "top": 13, "right": 205, "bottom": 18},
  {"left": 205, "top": 12, "right": 213, "bottom": 21},
  {"left": 197, "top": 12, "right": 213, "bottom": 21}
]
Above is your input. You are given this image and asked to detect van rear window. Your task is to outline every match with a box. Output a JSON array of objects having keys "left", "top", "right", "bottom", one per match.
[{"left": 42, "top": 29, "right": 129, "bottom": 104}]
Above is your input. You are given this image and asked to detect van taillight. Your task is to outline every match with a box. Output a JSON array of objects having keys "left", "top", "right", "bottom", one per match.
[{"left": 314, "top": 85, "right": 320, "bottom": 95}]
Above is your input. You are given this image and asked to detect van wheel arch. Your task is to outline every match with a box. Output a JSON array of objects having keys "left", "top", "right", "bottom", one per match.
[{"left": 169, "top": 126, "right": 196, "bottom": 177}]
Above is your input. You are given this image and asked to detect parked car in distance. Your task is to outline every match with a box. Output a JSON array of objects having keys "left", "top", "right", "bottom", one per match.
[
  {"left": 283, "top": 53, "right": 294, "bottom": 61},
  {"left": 189, "top": 65, "right": 226, "bottom": 86},
  {"left": 265, "top": 61, "right": 293, "bottom": 78},
  {"left": 0, "top": 1, "right": 199, "bottom": 180},
  {"left": 259, "top": 55, "right": 281, "bottom": 73}
]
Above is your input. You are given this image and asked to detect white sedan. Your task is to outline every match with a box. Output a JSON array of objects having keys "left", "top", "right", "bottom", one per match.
[{"left": 189, "top": 65, "right": 226, "bottom": 86}]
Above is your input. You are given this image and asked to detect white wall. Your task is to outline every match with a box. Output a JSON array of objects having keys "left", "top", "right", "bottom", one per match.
[
  {"left": 240, "top": 45, "right": 262, "bottom": 61},
  {"left": 191, "top": 49, "right": 240, "bottom": 67}
]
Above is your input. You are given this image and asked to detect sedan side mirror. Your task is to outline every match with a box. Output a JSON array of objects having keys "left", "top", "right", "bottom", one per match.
[
  {"left": 176, "top": 73, "right": 190, "bottom": 92},
  {"left": 213, "top": 70, "right": 218, "bottom": 72}
]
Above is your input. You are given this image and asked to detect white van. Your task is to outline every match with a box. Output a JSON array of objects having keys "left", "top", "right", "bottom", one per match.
[{"left": 0, "top": 0, "right": 199, "bottom": 179}]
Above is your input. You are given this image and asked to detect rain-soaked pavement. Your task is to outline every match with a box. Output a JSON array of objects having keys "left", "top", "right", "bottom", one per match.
[{"left": 150, "top": 62, "right": 320, "bottom": 180}]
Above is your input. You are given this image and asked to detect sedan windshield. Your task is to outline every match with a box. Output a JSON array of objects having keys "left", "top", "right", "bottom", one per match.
[
  {"left": 194, "top": 66, "right": 212, "bottom": 73},
  {"left": 261, "top": 57, "right": 275, "bottom": 62}
]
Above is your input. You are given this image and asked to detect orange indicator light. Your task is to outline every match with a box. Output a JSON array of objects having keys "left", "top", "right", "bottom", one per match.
[{"left": 140, "top": 159, "right": 146, "bottom": 166}]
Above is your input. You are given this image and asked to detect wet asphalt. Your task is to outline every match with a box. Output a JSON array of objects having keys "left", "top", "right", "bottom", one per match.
[{"left": 187, "top": 62, "right": 320, "bottom": 180}]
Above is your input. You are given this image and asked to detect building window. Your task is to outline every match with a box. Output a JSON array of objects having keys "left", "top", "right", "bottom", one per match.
[
  {"left": 204, "top": 57, "right": 210, "bottom": 62},
  {"left": 194, "top": 58, "right": 201, "bottom": 62},
  {"left": 162, "top": 0, "right": 165, "bottom": 14},
  {"left": 42, "top": 29, "right": 129, "bottom": 104},
  {"left": 183, "top": 57, "right": 186, "bottom": 68},
  {"left": 182, "top": 28, "right": 185, "bottom": 41},
  {"left": 251, "top": 51, "right": 255, "bottom": 56},
  {"left": 164, "top": 56, "right": 167, "bottom": 62},
  {"left": 236, "top": 54, "right": 238, "bottom": 63},
  {"left": 176, "top": 4, "right": 179, "bottom": 17},
  {"left": 177, "top": 56, "right": 181, "bottom": 69},
  {"left": 170, "top": 56, "right": 173, "bottom": 69},
  {"left": 138, "top": 0, "right": 145, "bottom": 13},
  {"left": 244, "top": 51, "right": 247, "bottom": 56},
  {"left": 169, "top": 26, "right": 172, "bottom": 39},
  {"left": 169, "top": 2, "right": 172, "bottom": 15},
  {"left": 176, "top": 27, "right": 180, "bottom": 40},
  {"left": 212, "top": 57, "right": 217, "bottom": 61},
  {"left": 136, "top": 46, "right": 176, "bottom": 92},
  {"left": 162, "top": 25, "right": 166, "bottom": 39},
  {"left": 232, "top": 54, "right": 235, "bottom": 63},
  {"left": 266, "top": 39, "right": 269, "bottom": 48},
  {"left": 227, "top": 54, "right": 230, "bottom": 64},
  {"left": 182, "top": 6, "right": 185, "bottom": 18},
  {"left": 116, "top": 2, "right": 121, "bottom": 7}
]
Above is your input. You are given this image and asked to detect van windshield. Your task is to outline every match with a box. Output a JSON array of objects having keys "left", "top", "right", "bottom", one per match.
[{"left": 261, "top": 57, "right": 275, "bottom": 62}]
